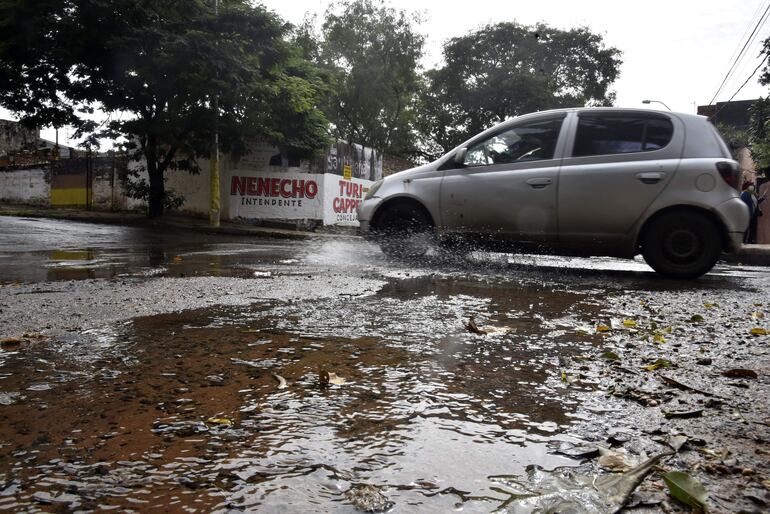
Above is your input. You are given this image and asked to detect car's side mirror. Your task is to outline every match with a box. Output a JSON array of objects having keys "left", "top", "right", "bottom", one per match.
[{"left": 454, "top": 148, "right": 467, "bottom": 167}]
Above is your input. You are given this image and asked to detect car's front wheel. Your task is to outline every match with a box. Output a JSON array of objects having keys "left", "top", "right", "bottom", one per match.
[
  {"left": 374, "top": 202, "right": 434, "bottom": 259},
  {"left": 641, "top": 210, "right": 723, "bottom": 279}
]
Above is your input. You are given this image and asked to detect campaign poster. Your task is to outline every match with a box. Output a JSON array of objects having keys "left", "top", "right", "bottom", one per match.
[{"left": 229, "top": 171, "right": 324, "bottom": 220}]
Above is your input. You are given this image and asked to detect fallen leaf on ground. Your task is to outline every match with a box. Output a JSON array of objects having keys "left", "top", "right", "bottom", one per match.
[
  {"left": 662, "top": 471, "right": 709, "bottom": 513},
  {"left": 751, "top": 311, "right": 764, "bottom": 320},
  {"left": 663, "top": 408, "right": 704, "bottom": 419},
  {"left": 598, "top": 448, "right": 634, "bottom": 472},
  {"left": 642, "top": 358, "right": 672, "bottom": 372},
  {"left": 596, "top": 324, "right": 612, "bottom": 333},
  {"left": 668, "top": 435, "right": 689, "bottom": 452},
  {"left": 206, "top": 417, "right": 233, "bottom": 426},
  {"left": 750, "top": 327, "right": 767, "bottom": 336},
  {"left": 653, "top": 334, "right": 666, "bottom": 343},
  {"left": 484, "top": 326, "right": 511, "bottom": 335},
  {"left": 622, "top": 319, "right": 637, "bottom": 328},
  {"left": 327, "top": 372, "right": 346, "bottom": 385},
  {"left": 21, "top": 332, "right": 46, "bottom": 339},
  {"left": 465, "top": 316, "right": 486, "bottom": 335},
  {"left": 721, "top": 368, "right": 758, "bottom": 379},
  {"left": 601, "top": 351, "right": 620, "bottom": 361},
  {"left": 703, "top": 303, "right": 716, "bottom": 309},
  {"left": 689, "top": 315, "right": 704, "bottom": 323}
]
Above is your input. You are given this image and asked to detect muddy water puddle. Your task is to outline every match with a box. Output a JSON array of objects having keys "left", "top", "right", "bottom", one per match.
[{"left": 0, "top": 277, "right": 611, "bottom": 512}]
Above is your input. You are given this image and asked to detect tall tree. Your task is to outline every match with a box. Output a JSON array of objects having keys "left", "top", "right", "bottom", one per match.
[
  {"left": 317, "top": 0, "right": 424, "bottom": 156},
  {"left": 416, "top": 22, "right": 622, "bottom": 159},
  {"left": 748, "top": 39, "right": 770, "bottom": 174},
  {"left": 0, "top": 0, "right": 330, "bottom": 217}
]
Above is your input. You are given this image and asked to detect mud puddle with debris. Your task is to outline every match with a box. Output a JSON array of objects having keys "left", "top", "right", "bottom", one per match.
[
  {"left": 1, "top": 217, "right": 769, "bottom": 512},
  {"left": 0, "top": 275, "right": 607, "bottom": 512}
]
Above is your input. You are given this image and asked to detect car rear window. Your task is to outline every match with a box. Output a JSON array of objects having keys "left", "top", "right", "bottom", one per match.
[{"left": 573, "top": 115, "right": 674, "bottom": 157}]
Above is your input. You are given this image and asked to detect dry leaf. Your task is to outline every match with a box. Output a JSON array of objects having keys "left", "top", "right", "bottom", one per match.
[
  {"left": 465, "top": 316, "right": 486, "bottom": 335},
  {"left": 206, "top": 417, "right": 233, "bottom": 426},
  {"left": 272, "top": 374, "right": 287, "bottom": 389},
  {"left": 596, "top": 324, "right": 612, "bottom": 333},
  {"left": 622, "top": 319, "right": 637, "bottom": 328},
  {"left": 750, "top": 327, "right": 767, "bottom": 336},
  {"left": 722, "top": 368, "right": 758, "bottom": 379}
]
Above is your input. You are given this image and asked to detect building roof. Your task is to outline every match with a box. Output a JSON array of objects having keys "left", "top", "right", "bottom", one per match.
[{"left": 697, "top": 99, "right": 758, "bottom": 131}]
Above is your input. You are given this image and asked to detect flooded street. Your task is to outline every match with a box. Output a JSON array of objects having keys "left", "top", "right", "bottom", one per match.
[{"left": 0, "top": 217, "right": 768, "bottom": 513}]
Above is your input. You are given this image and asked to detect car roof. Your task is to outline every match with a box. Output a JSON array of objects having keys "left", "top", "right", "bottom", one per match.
[{"left": 510, "top": 106, "right": 705, "bottom": 123}]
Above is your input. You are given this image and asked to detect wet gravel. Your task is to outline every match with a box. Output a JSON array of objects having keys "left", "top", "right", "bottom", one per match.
[{"left": 0, "top": 216, "right": 769, "bottom": 513}]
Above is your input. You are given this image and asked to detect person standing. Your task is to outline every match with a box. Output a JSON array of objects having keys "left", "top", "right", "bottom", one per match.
[{"left": 740, "top": 182, "right": 766, "bottom": 244}]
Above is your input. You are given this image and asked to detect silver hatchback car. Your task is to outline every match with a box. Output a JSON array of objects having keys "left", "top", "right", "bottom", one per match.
[{"left": 357, "top": 108, "right": 749, "bottom": 279}]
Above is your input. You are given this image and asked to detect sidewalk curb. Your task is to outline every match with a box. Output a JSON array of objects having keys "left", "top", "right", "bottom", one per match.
[
  {"left": 723, "top": 245, "right": 770, "bottom": 267},
  {"left": 0, "top": 207, "right": 359, "bottom": 241}
]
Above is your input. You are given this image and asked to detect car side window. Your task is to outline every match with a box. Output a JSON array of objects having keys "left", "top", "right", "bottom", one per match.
[
  {"left": 464, "top": 118, "right": 563, "bottom": 167},
  {"left": 573, "top": 116, "right": 673, "bottom": 157}
]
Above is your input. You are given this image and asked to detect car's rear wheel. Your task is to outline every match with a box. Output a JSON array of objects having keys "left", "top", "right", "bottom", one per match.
[
  {"left": 641, "top": 210, "right": 723, "bottom": 279},
  {"left": 375, "top": 203, "right": 434, "bottom": 259}
]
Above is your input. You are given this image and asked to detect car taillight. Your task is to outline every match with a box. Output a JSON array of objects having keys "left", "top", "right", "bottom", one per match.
[{"left": 716, "top": 161, "right": 739, "bottom": 190}]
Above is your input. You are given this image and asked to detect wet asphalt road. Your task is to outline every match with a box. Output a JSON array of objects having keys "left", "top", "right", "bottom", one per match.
[{"left": 0, "top": 216, "right": 768, "bottom": 513}]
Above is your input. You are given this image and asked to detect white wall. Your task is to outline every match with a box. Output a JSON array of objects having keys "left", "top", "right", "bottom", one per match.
[{"left": 0, "top": 168, "right": 50, "bottom": 205}]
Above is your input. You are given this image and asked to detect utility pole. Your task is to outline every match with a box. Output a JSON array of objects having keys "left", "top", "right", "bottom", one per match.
[{"left": 209, "top": 0, "right": 221, "bottom": 228}]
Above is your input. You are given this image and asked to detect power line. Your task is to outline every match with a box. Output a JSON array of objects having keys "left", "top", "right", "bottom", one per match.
[
  {"left": 709, "top": 1, "right": 770, "bottom": 105},
  {"left": 710, "top": 52, "right": 770, "bottom": 120}
]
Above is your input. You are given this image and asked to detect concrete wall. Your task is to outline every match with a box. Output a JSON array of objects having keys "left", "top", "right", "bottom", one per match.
[{"left": 0, "top": 167, "right": 50, "bottom": 205}]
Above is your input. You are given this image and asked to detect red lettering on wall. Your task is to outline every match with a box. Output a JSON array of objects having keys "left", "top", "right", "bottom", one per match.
[
  {"left": 230, "top": 176, "right": 319, "bottom": 200},
  {"left": 231, "top": 176, "right": 247, "bottom": 195},
  {"left": 257, "top": 177, "right": 270, "bottom": 196},
  {"left": 306, "top": 181, "right": 318, "bottom": 199}
]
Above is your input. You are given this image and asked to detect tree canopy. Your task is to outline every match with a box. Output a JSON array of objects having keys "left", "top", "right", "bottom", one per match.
[
  {"left": 316, "top": 0, "right": 424, "bottom": 156},
  {"left": 0, "top": 0, "right": 330, "bottom": 217},
  {"left": 416, "top": 22, "right": 622, "bottom": 159},
  {"left": 1, "top": 1, "right": 628, "bottom": 214}
]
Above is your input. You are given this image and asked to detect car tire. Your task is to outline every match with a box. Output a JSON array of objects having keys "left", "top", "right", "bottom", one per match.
[
  {"left": 375, "top": 203, "right": 434, "bottom": 259},
  {"left": 641, "top": 210, "right": 723, "bottom": 279}
]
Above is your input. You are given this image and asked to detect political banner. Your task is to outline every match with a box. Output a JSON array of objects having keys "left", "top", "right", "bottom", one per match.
[{"left": 229, "top": 171, "right": 323, "bottom": 220}]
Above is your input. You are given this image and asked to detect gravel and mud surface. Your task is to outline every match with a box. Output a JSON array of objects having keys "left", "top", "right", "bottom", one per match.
[{"left": 0, "top": 216, "right": 768, "bottom": 513}]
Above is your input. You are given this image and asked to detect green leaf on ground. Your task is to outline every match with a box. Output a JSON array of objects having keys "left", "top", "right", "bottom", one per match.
[
  {"left": 601, "top": 351, "right": 620, "bottom": 361},
  {"left": 689, "top": 315, "right": 704, "bottom": 323},
  {"left": 642, "top": 358, "right": 672, "bottom": 371},
  {"left": 662, "top": 471, "right": 709, "bottom": 512}
]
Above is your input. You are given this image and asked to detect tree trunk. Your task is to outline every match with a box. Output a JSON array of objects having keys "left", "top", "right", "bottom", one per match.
[{"left": 146, "top": 139, "right": 165, "bottom": 218}]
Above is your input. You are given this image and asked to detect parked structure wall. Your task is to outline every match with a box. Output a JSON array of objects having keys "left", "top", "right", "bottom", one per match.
[{"left": 0, "top": 167, "right": 50, "bottom": 205}]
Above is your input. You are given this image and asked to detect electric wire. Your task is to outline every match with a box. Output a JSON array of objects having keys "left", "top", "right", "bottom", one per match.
[
  {"left": 708, "top": 1, "right": 770, "bottom": 105},
  {"left": 710, "top": 52, "right": 770, "bottom": 120}
]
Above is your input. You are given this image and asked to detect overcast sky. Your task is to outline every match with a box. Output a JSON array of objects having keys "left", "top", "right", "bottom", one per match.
[
  {"left": 263, "top": 0, "right": 770, "bottom": 112},
  {"left": 4, "top": 0, "right": 769, "bottom": 145}
]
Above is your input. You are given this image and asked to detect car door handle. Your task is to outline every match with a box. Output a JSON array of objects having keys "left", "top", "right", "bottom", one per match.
[
  {"left": 526, "top": 178, "right": 553, "bottom": 189},
  {"left": 635, "top": 172, "right": 665, "bottom": 184}
]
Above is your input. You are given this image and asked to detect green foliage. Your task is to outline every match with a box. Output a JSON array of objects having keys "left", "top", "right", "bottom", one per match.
[
  {"left": 0, "top": 0, "right": 330, "bottom": 217},
  {"left": 715, "top": 122, "right": 750, "bottom": 159},
  {"left": 417, "top": 22, "right": 622, "bottom": 159},
  {"left": 317, "top": 0, "right": 424, "bottom": 156},
  {"left": 748, "top": 96, "right": 770, "bottom": 171}
]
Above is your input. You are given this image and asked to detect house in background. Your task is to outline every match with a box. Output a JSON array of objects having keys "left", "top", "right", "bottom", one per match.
[
  {"left": 697, "top": 99, "right": 768, "bottom": 244},
  {"left": 697, "top": 99, "right": 759, "bottom": 186}
]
